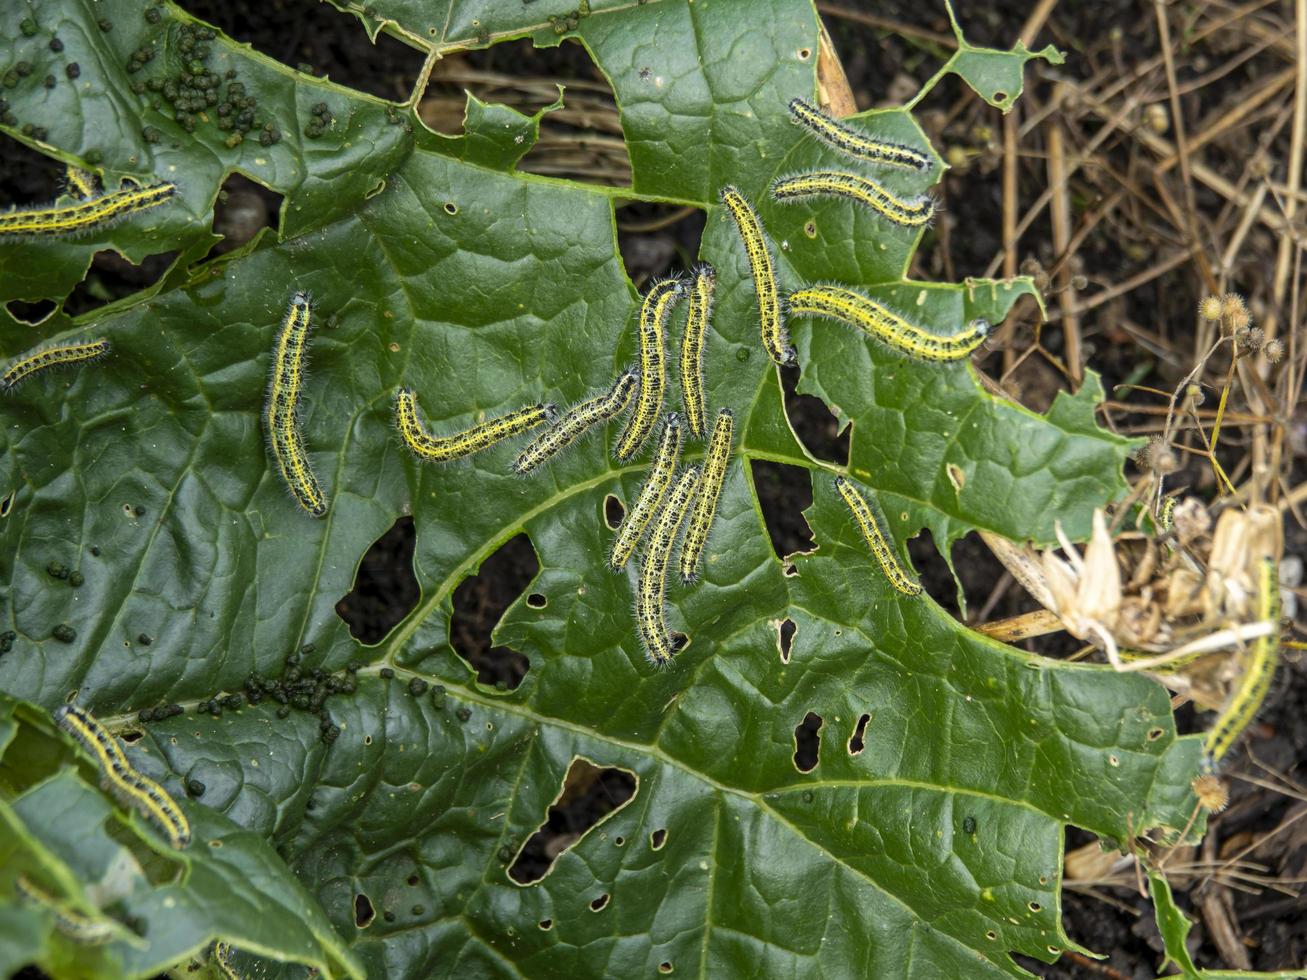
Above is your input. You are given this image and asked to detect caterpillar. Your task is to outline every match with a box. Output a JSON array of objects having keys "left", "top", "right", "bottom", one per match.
[
  {"left": 1157, "top": 496, "right": 1176, "bottom": 534},
  {"left": 771, "top": 171, "right": 935, "bottom": 228},
  {"left": 615, "top": 277, "right": 685, "bottom": 460},
  {"left": 0, "top": 181, "right": 175, "bottom": 238},
  {"left": 1205, "top": 558, "right": 1281, "bottom": 764},
  {"left": 514, "top": 369, "right": 639, "bottom": 474},
  {"left": 64, "top": 165, "right": 101, "bottom": 199},
  {"left": 637, "top": 466, "right": 701, "bottom": 667},
  {"left": 788, "top": 97, "right": 932, "bottom": 172},
  {"left": 264, "top": 292, "right": 328, "bottom": 518},
  {"left": 393, "top": 387, "right": 554, "bottom": 463},
  {"left": 1, "top": 339, "right": 110, "bottom": 392},
  {"left": 834, "top": 476, "right": 922, "bottom": 596},
  {"left": 719, "top": 185, "right": 793, "bottom": 366},
  {"left": 54, "top": 704, "right": 192, "bottom": 849},
  {"left": 212, "top": 941, "right": 242, "bottom": 979},
  {"left": 679, "top": 408, "right": 733, "bottom": 583},
  {"left": 679, "top": 265, "right": 716, "bottom": 438},
  {"left": 788, "top": 284, "right": 990, "bottom": 362},
  {"left": 16, "top": 875, "right": 114, "bottom": 945},
  {"left": 610, "top": 412, "right": 682, "bottom": 570}
]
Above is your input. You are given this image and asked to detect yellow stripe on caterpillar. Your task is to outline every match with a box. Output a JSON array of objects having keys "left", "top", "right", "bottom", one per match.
[
  {"left": 788, "top": 284, "right": 989, "bottom": 362},
  {"left": 2, "top": 339, "right": 110, "bottom": 392},
  {"left": 771, "top": 171, "right": 935, "bottom": 227},
  {"left": 0, "top": 181, "right": 175, "bottom": 237},
  {"left": 64, "top": 165, "right": 101, "bottom": 199},
  {"left": 514, "top": 369, "right": 638, "bottom": 474},
  {"left": 264, "top": 292, "right": 328, "bottom": 518},
  {"left": 679, "top": 265, "right": 716, "bottom": 438},
  {"left": 679, "top": 408, "right": 733, "bottom": 583},
  {"left": 610, "top": 412, "right": 682, "bottom": 570},
  {"left": 615, "top": 277, "right": 685, "bottom": 460},
  {"left": 720, "top": 186, "right": 793, "bottom": 366},
  {"left": 1205, "top": 558, "right": 1281, "bottom": 764},
  {"left": 834, "top": 476, "right": 921, "bottom": 596},
  {"left": 54, "top": 704, "right": 192, "bottom": 849},
  {"left": 788, "top": 98, "right": 931, "bottom": 172},
  {"left": 637, "top": 466, "right": 700, "bottom": 667},
  {"left": 16, "top": 875, "right": 115, "bottom": 945},
  {"left": 212, "top": 941, "right": 243, "bottom": 979},
  {"left": 394, "top": 387, "right": 553, "bottom": 462}
]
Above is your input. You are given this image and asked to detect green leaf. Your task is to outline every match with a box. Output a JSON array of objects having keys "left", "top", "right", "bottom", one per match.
[{"left": 0, "top": 1, "right": 1208, "bottom": 977}]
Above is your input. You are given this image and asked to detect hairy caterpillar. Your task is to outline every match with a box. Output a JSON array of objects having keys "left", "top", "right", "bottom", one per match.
[
  {"left": 0, "top": 181, "right": 175, "bottom": 238},
  {"left": 788, "top": 284, "right": 990, "bottom": 362},
  {"left": 54, "top": 704, "right": 191, "bottom": 849},
  {"left": 615, "top": 277, "right": 684, "bottom": 460},
  {"left": 679, "top": 265, "right": 716, "bottom": 438},
  {"left": 393, "top": 387, "right": 554, "bottom": 462},
  {"left": 1, "top": 339, "right": 110, "bottom": 392},
  {"left": 679, "top": 408, "right": 733, "bottom": 583},
  {"left": 212, "top": 941, "right": 242, "bottom": 979},
  {"left": 64, "top": 165, "right": 101, "bottom": 199},
  {"left": 264, "top": 292, "right": 328, "bottom": 518},
  {"left": 514, "top": 369, "right": 639, "bottom": 474},
  {"left": 719, "top": 185, "right": 794, "bottom": 366},
  {"left": 834, "top": 476, "right": 921, "bottom": 596},
  {"left": 1205, "top": 558, "right": 1281, "bottom": 764},
  {"left": 610, "top": 412, "right": 682, "bottom": 570},
  {"left": 771, "top": 171, "right": 935, "bottom": 227},
  {"left": 637, "top": 466, "right": 700, "bottom": 667},
  {"left": 16, "top": 875, "right": 114, "bottom": 945},
  {"left": 788, "top": 98, "right": 931, "bottom": 172},
  {"left": 1157, "top": 496, "right": 1176, "bottom": 534}
]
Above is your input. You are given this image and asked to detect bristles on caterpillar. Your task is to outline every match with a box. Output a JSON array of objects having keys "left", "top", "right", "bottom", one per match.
[
  {"left": 1, "top": 339, "right": 110, "bottom": 392},
  {"left": 514, "top": 369, "right": 639, "bottom": 474},
  {"left": 394, "top": 387, "right": 554, "bottom": 462},
  {"left": 834, "top": 476, "right": 922, "bottom": 596},
  {"left": 212, "top": 941, "right": 243, "bottom": 979},
  {"left": 615, "top": 277, "right": 685, "bottom": 460},
  {"left": 788, "top": 98, "right": 932, "bottom": 172},
  {"left": 1204, "top": 558, "right": 1281, "bottom": 764},
  {"left": 720, "top": 186, "right": 793, "bottom": 366},
  {"left": 679, "top": 408, "right": 733, "bottom": 583},
  {"left": 679, "top": 265, "right": 716, "bottom": 438},
  {"left": 610, "top": 412, "right": 682, "bottom": 570},
  {"left": 637, "top": 466, "right": 700, "bottom": 667},
  {"left": 788, "top": 284, "right": 989, "bottom": 362},
  {"left": 264, "top": 292, "right": 328, "bottom": 518},
  {"left": 0, "top": 181, "right": 175, "bottom": 238},
  {"left": 771, "top": 171, "right": 935, "bottom": 227},
  {"left": 54, "top": 704, "right": 191, "bottom": 849},
  {"left": 64, "top": 165, "right": 101, "bottom": 199},
  {"left": 16, "top": 875, "right": 115, "bottom": 945}
]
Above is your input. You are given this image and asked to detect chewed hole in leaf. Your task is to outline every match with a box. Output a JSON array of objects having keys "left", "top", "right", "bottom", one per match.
[
  {"left": 64, "top": 249, "right": 180, "bottom": 319},
  {"left": 793, "top": 712, "right": 822, "bottom": 773},
  {"left": 777, "top": 618, "right": 796, "bottom": 664},
  {"left": 650, "top": 828, "right": 667, "bottom": 850},
  {"left": 538, "top": 918, "right": 552, "bottom": 931},
  {"left": 5, "top": 299, "right": 58, "bottom": 325},
  {"left": 210, "top": 173, "right": 281, "bottom": 256},
  {"left": 659, "top": 962, "right": 673, "bottom": 974},
  {"left": 354, "top": 893, "right": 375, "bottom": 928},
  {"left": 508, "top": 758, "right": 636, "bottom": 885},
  {"left": 588, "top": 893, "right": 610, "bottom": 912},
  {"left": 181, "top": 0, "right": 425, "bottom": 99},
  {"left": 335, "top": 517, "right": 418, "bottom": 644},
  {"left": 616, "top": 202, "right": 706, "bottom": 286},
  {"left": 751, "top": 461, "right": 815, "bottom": 560},
  {"left": 848, "top": 713, "right": 870, "bottom": 755},
  {"left": 526, "top": 593, "right": 546, "bottom": 609},
  {"left": 604, "top": 494, "right": 625, "bottom": 530},
  {"left": 780, "top": 365, "right": 849, "bottom": 466},
  {"left": 450, "top": 532, "right": 537, "bottom": 691}
]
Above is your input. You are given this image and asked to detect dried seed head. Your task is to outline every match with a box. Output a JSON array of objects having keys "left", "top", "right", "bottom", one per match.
[
  {"left": 1185, "top": 383, "right": 1205, "bottom": 408},
  {"left": 1192, "top": 773, "right": 1229, "bottom": 812},
  {"left": 1198, "top": 295, "right": 1223, "bottom": 322},
  {"left": 1229, "top": 308, "right": 1252, "bottom": 332},
  {"left": 1143, "top": 103, "right": 1170, "bottom": 134},
  {"left": 1020, "top": 257, "right": 1050, "bottom": 294},
  {"left": 1070, "top": 274, "right": 1088, "bottom": 291},
  {"left": 1172, "top": 498, "right": 1211, "bottom": 547},
  {"left": 1236, "top": 326, "right": 1264, "bottom": 356},
  {"left": 1264, "top": 339, "right": 1285, "bottom": 363}
]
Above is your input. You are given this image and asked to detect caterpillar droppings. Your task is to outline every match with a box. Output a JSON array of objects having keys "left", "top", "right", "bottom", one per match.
[
  {"left": 394, "top": 387, "right": 554, "bottom": 462},
  {"left": 637, "top": 466, "right": 700, "bottom": 667},
  {"left": 2, "top": 338, "right": 110, "bottom": 392},
  {"left": 834, "top": 476, "right": 921, "bottom": 596},
  {"left": 54, "top": 704, "right": 192, "bottom": 849},
  {"left": 720, "top": 185, "right": 793, "bottom": 366},
  {"left": 16, "top": 875, "right": 115, "bottom": 945},
  {"left": 1205, "top": 558, "right": 1281, "bottom": 764},
  {"left": 679, "top": 265, "right": 716, "bottom": 438},
  {"left": 679, "top": 408, "right": 733, "bottom": 583},
  {"left": 514, "top": 369, "right": 639, "bottom": 474},
  {"left": 771, "top": 171, "right": 935, "bottom": 227},
  {"left": 0, "top": 181, "right": 175, "bottom": 238},
  {"left": 264, "top": 291, "right": 328, "bottom": 518},
  {"left": 788, "top": 97, "right": 931, "bottom": 172},
  {"left": 610, "top": 412, "right": 682, "bottom": 570},
  {"left": 615, "top": 277, "right": 685, "bottom": 460},
  {"left": 788, "top": 284, "right": 989, "bottom": 362}
]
